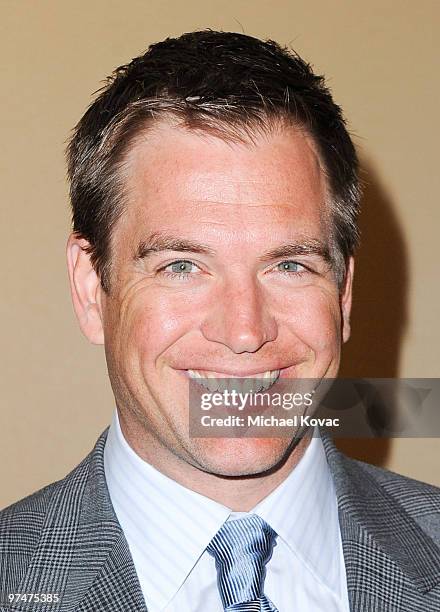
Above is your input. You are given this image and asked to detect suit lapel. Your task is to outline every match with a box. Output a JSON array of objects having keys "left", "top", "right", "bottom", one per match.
[
  {"left": 12, "top": 429, "right": 147, "bottom": 612},
  {"left": 74, "top": 532, "right": 147, "bottom": 612},
  {"left": 321, "top": 432, "right": 440, "bottom": 611}
]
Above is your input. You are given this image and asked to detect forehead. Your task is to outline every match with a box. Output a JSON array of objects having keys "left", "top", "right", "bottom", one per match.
[{"left": 118, "top": 121, "right": 329, "bottom": 244}]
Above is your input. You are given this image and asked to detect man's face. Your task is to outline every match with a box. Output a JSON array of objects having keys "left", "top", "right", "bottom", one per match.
[{"left": 84, "top": 122, "right": 352, "bottom": 477}]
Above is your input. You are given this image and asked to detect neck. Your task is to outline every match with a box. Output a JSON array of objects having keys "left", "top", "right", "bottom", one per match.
[{"left": 175, "top": 435, "right": 312, "bottom": 511}]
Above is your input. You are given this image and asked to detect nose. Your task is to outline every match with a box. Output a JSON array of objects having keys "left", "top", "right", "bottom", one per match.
[{"left": 200, "top": 277, "right": 278, "bottom": 354}]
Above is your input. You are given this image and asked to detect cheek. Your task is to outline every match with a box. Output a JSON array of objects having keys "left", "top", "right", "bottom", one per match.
[
  {"left": 282, "top": 288, "right": 342, "bottom": 351},
  {"left": 115, "top": 290, "right": 201, "bottom": 365}
]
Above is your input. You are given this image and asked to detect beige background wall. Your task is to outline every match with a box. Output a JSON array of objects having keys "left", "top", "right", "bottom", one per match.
[{"left": 1, "top": 0, "right": 439, "bottom": 509}]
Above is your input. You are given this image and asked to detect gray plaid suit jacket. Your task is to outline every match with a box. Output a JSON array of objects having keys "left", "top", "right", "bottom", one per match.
[{"left": 1, "top": 428, "right": 440, "bottom": 611}]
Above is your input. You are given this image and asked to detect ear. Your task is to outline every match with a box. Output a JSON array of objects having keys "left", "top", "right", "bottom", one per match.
[
  {"left": 341, "top": 257, "right": 354, "bottom": 343},
  {"left": 66, "top": 233, "right": 104, "bottom": 345}
]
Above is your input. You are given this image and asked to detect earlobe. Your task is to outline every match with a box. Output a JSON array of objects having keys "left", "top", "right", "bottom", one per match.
[
  {"left": 341, "top": 257, "right": 354, "bottom": 344},
  {"left": 66, "top": 233, "right": 105, "bottom": 345}
]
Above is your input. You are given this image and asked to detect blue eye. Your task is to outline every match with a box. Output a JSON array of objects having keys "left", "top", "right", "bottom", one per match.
[
  {"left": 277, "top": 261, "right": 305, "bottom": 274},
  {"left": 160, "top": 260, "right": 199, "bottom": 279},
  {"left": 168, "top": 260, "right": 195, "bottom": 274}
]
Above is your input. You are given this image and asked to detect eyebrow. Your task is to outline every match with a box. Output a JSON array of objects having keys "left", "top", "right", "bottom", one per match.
[
  {"left": 134, "top": 232, "right": 332, "bottom": 264},
  {"left": 258, "top": 241, "right": 332, "bottom": 263},
  {"left": 134, "top": 233, "right": 216, "bottom": 260}
]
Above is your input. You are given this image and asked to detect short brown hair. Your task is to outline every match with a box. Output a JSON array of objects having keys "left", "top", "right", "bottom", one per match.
[{"left": 66, "top": 30, "right": 361, "bottom": 293}]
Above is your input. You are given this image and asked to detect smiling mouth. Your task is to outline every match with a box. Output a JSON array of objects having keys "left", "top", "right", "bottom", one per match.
[{"left": 186, "top": 369, "right": 281, "bottom": 394}]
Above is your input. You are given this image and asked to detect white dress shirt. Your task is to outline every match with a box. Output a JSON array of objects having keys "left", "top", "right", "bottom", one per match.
[{"left": 104, "top": 409, "right": 350, "bottom": 611}]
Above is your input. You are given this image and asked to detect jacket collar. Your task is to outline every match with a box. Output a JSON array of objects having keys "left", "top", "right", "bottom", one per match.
[{"left": 321, "top": 430, "right": 440, "bottom": 600}]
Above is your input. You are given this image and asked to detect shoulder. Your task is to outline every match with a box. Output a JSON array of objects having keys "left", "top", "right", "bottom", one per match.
[
  {"left": 342, "top": 451, "right": 440, "bottom": 542},
  {"left": 354, "top": 455, "right": 440, "bottom": 508},
  {"left": 0, "top": 441, "right": 97, "bottom": 591},
  {"left": 324, "top": 433, "right": 440, "bottom": 509},
  {"left": 0, "top": 480, "right": 59, "bottom": 574}
]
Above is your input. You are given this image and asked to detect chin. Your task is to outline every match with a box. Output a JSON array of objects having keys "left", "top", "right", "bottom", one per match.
[{"left": 187, "top": 436, "right": 294, "bottom": 477}]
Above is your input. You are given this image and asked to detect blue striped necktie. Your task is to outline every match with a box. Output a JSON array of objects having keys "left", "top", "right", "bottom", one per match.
[{"left": 207, "top": 514, "right": 279, "bottom": 611}]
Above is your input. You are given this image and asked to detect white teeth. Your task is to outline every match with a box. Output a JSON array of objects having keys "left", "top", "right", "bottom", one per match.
[{"left": 187, "top": 369, "right": 280, "bottom": 394}]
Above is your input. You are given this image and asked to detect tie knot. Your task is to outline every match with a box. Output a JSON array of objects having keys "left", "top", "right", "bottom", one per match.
[
  {"left": 207, "top": 514, "right": 277, "bottom": 564},
  {"left": 207, "top": 514, "right": 277, "bottom": 609}
]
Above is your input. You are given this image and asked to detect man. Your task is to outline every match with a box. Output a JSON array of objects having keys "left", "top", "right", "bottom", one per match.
[{"left": 1, "top": 30, "right": 439, "bottom": 612}]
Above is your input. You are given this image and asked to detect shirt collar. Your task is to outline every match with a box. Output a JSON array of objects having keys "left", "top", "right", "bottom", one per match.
[
  {"left": 252, "top": 430, "right": 342, "bottom": 593},
  {"left": 104, "top": 409, "right": 339, "bottom": 607}
]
